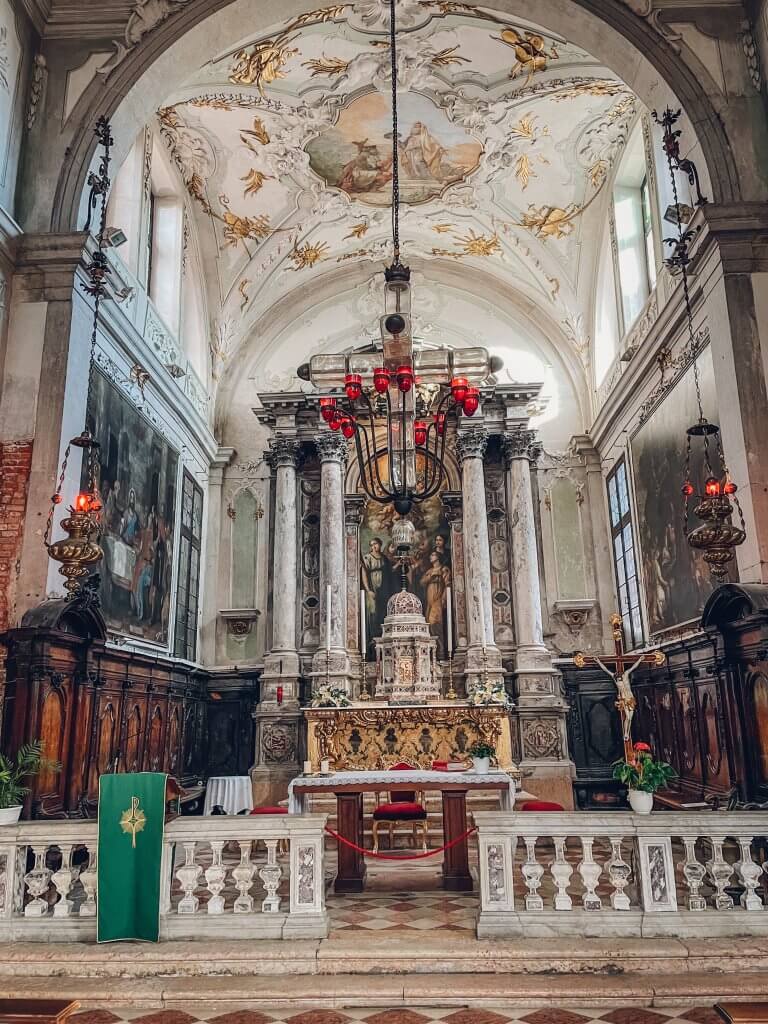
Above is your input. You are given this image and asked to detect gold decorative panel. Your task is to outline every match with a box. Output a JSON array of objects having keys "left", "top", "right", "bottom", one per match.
[{"left": 304, "top": 703, "right": 515, "bottom": 771}]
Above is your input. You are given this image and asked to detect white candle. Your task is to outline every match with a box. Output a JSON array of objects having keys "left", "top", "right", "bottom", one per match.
[
  {"left": 325, "top": 583, "right": 332, "bottom": 652},
  {"left": 321, "top": 759, "right": 330, "bottom": 774},
  {"left": 360, "top": 588, "right": 366, "bottom": 655},
  {"left": 303, "top": 760, "right": 312, "bottom": 775},
  {"left": 446, "top": 586, "right": 453, "bottom": 655}
]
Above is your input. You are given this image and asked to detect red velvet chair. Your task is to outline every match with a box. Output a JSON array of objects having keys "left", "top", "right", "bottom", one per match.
[
  {"left": 372, "top": 762, "right": 428, "bottom": 853},
  {"left": 519, "top": 800, "right": 565, "bottom": 811}
]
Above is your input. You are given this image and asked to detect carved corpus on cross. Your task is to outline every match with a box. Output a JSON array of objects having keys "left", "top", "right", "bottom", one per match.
[{"left": 573, "top": 614, "right": 665, "bottom": 762}]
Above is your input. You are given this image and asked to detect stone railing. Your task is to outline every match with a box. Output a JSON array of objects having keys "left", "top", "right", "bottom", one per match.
[
  {"left": 0, "top": 814, "right": 328, "bottom": 941},
  {"left": 474, "top": 811, "right": 768, "bottom": 938}
]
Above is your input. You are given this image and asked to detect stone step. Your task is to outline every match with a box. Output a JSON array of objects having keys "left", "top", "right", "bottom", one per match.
[
  {"left": 1, "top": 937, "right": 766, "bottom": 980},
  {"left": 3, "top": 968, "right": 768, "bottom": 1009}
]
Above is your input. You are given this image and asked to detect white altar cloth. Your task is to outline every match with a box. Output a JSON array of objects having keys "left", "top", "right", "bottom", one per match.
[
  {"left": 288, "top": 768, "right": 517, "bottom": 814},
  {"left": 204, "top": 775, "right": 254, "bottom": 815}
]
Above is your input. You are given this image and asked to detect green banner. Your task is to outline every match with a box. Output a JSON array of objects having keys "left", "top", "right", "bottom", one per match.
[{"left": 97, "top": 772, "right": 167, "bottom": 943}]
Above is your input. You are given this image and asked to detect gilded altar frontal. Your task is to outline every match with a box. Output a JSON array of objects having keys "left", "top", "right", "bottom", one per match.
[{"left": 3, "top": 0, "right": 768, "bottom": 1004}]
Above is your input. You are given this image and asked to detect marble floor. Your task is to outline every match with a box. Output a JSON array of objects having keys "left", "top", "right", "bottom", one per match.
[{"left": 69, "top": 1005, "right": 723, "bottom": 1024}]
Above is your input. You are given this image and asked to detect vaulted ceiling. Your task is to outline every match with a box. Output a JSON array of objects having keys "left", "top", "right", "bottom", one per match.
[{"left": 152, "top": 0, "right": 642, "bottom": 444}]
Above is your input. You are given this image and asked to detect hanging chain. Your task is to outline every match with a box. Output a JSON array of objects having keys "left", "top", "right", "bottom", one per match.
[{"left": 389, "top": 0, "right": 400, "bottom": 263}]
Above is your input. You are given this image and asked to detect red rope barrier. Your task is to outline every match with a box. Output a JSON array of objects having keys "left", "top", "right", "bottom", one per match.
[{"left": 324, "top": 824, "right": 478, "bottom": 860}]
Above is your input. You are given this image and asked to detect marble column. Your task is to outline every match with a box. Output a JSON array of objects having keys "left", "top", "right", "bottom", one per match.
[
  {"left": 252, "top": 435, "right": 303, "bottom": 806},
  {"left": 200, "top": 446, "right": 235, "bottom": 665},
  {"left": 455, "top": 428, "right": 503, "bottom": 690},
  {"left": 502, "top": 428, "right": 574, "bottom": 808},
  {"left": 261, "top": 436, "right": 303, "bottom": 704},
  {"left": 312, "top": 432, "right": 352, "bottom": 691}
]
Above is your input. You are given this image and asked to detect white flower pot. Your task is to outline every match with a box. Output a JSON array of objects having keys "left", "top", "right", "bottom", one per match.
[
  {"left": 0, "top": 806, "right": 22, "bottom": 825},
  {"left": 472, "top": 756, "right": 490, "bottom": 774},
  {"left": 628, "top": 789, "right": 654, "bottom": 815}
]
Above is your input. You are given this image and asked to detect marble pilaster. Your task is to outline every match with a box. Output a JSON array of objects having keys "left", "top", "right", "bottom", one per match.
[
  {"left": 503, "top": 428, "right": 574, "bottom": 807},
  {"left": 455, "top": 428, "right": 503, "bottom": 690},
  {"left": 200, "top": 446, "right": 235, "bottom": 665},
  {"left": 311, "top": 432, "right": 352, "bottom": 691}
]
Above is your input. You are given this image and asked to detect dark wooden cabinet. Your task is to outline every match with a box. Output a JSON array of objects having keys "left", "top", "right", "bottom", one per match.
[
  {"left": 563, "top": 665, "right": 625, "bottom": 808},
  {"left": 0, "top": 596, "right": 258, "bottom": 818}
]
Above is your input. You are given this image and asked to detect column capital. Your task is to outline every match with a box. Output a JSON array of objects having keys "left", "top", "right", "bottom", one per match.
[
  {"left": 266, "top": 436, "right": 302, "bottom": 470},
  {"left": 455, "top": 427, "right": 488, "bottom": 465},
  {"left": 503, "top": 429, "right": 542, "bottom": 465},
  {"left": 209, "top": 446, "right": 236, "bottom": 487},
  {"left": 314, "top": 432, "right": 349, "bottom": 465}
]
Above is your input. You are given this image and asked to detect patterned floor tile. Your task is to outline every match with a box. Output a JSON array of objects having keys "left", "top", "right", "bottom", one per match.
[
  {"left": 677, "top": 1012, "right": 722, "bottom": 1024},
  {"left": 72, "top": 1013, "right": 123, "bottom": 1024},
  {"left": 284, "top": 1013, "right": 352, "bottom": 1024},
  {"left": 519, "top": 1011, "right": 591, "bottom": 1024},
  {"left": 131, "top": 1014, "right": 199, "bottom": 1024},
  {"left": 362, "top": 1013, "right": 432, "bottom": 1024},
  {"left": 207, "top": 1013, "right": 277, "bottom": 1024},
  {"left": 600, "top": 1012, "right": 671, "bottom": 1024},
  {"left": 441, "top": 1010, "right": 514, "bottom": 1024}
]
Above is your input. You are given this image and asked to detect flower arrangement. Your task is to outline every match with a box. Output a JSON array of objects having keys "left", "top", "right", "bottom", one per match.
[
  {"left": 467, "top": 681, "right": 511, "bottom": 707},
  {"left": 613, "top": 742, "right": 676, "bottom": 793},
  {"left": 468, "top": 741, "right": 496, "bottom": 760},
  {"left": 311, "top": 685, "right": 352, "bottom": 708}
]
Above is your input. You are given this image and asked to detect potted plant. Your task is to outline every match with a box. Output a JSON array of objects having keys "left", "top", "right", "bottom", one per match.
[
  {"left": 469, "top": 741, "right": 496, "bottom": 774},
  {"left": 0, "top": 741, "right": 60, "bottom": 825},
  {"left": 613, "top": 742, "right": 676, "bottom": 814},
  {"left": 310, "top": 685, "right": 352, "bottom": 708},
  {"left": 467, "top": 681, "right": 511, "bottom": 707}
]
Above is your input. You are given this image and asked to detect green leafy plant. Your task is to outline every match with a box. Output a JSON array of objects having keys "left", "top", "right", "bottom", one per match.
[
  {"left": 0, "top": 742, "right": 60, "bottom": 809},
  {"left": 613, "top": 742, "right": 676, "bottom": 794},
  {"left": 469, "top": 741, "right": 496, "bottom": 760},
  {"left": 310, "top": 685, "right": 351, "bottom": 708}
]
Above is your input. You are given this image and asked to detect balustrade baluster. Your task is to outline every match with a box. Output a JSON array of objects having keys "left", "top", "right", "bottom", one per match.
[
  {"left": 521, "top": 836, "right": 544, "bottom": 910},
  {"left": 706, "top": 835, "right": 734, "bottom": 910},
  {"left": 607, "top": 836, "right": 631, "bottom": 911},
  {"left": 577, "top": 836, "right": 602, "bottom": 911},
  {"left": 205, "top": 841, "right": 227, "bottom": 915},
  {"left": 79, "top": 847, "right": 97, "bottom": 917},
  {"left": 736, "top": 836, "right": 764, "bottom": 910},
  {"left": 176, "top": 841, "right": 202, "bottom": 915},
  {"left": 260, "top": 839, "right": 282, "bottom": 913},
  {"left": 681, "top": 837, "right": 707, "bottom": 910},
  {"left": 51, "top": 845, "right": 77, "bottom": 917},
  {"left": 551, "top": 836, "right": 573, "bottom": 910},
  {"left": 23, "top": 846, "right": 52, "bottom": 917},
  {"left": 233, "top": 841, "right": 257, "bottom": 913}
]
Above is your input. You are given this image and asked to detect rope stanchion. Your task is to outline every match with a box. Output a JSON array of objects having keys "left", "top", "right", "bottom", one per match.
[{"left": 324, "top": 824, "right": 477, "bottom": 861}]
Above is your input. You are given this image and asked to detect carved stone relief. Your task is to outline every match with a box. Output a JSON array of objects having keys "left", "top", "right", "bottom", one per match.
[
  {"left": 299, "top": 462, "right": 321, "bottom": 650},
  {"left": 261, "top": 721, "right": 298, "bottom": 764},
  {"left": 485, "top": 460, "right": 514, "bottom": 650},
  {"left": 522, "top": 717, "right": 563, "bottom": 759}
]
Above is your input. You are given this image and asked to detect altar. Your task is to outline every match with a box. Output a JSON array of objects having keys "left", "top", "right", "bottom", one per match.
[{"left": 304, "top": 702, "right": 515, "bottom": 772}]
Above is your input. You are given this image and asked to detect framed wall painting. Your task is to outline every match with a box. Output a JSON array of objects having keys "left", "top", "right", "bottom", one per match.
[{"left": 637, "top": 836, "right": 678, "bottom": 912}]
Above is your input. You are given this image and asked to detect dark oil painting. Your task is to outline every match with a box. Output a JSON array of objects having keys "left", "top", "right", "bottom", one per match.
[
  {"left": 630, "top": 346, "right": 734, "bottom": 635},
  {"left": 84, "top": 370, "right": 179, "bottom": 644}
]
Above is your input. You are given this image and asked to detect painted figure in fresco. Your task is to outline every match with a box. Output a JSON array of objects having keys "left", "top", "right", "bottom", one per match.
[
  {"left": 401, "top": 121, "right": 451, "bottom": 180},
  {"left": 361, "top": 537, "right": 396, "bottom": 655},
  {"left": 338, "top": 140, "right": 383, "bottom": 193},
  {"left": 132, "top": 507, "right": 156, "bottom": 621},
  {"left": 420, "top": 551, "right": 452, "bottom": 658},
  {"left": 120, "top": 489, "right": 141, "bottom": 545}
]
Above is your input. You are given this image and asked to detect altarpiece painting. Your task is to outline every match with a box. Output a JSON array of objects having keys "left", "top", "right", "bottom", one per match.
[
  {"left": 85, "top": 370, "right": 179, "bottom": 645},
  {"left": 631, "top": 346, "right": 732, "bottom": 635}
]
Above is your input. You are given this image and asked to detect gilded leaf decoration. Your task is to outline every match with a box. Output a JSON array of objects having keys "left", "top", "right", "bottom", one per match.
[
  {"left": 230, "top": 37, "right": 300, "bottom": 93},
  {"left": 337, "top": 247, "right": 374, "bottom": 262},
  {"left": 303, "top": 56, "right": 351, "bottom": 77},
  {"left": 433, "top": 230, "right": 502, "bottom": 258},
  {"left": 498, "top": 28, "right": 559, "bottom": 84},
  {"left": 345, "top": 222, "right": 370, "bottom": 239},
  {"left": 430, "top": 46, "right": 471, "bottom": 66},
  {"left": 515, "top": 153, "right": 534, "bottom": 190},
  {"left": 552, "top": 79, "right": 629, "bottom": 100},
  {"left": 290, "top": 241, "right": 330, "bottom": 269},
  {"left": 520, "top": 204, "right": 578, "bottom": 240},
  {"left": 242, "top": 117, "right": 271, "bottom": 146},
  {"left": 220, "top": 195, "right": 272, "bottom": 247},
  {"left": 241, "top": 168, "right": 272, "bottom": 197},
  {"left": 432, "top": 224, "right": 454, "bottom": 233}
]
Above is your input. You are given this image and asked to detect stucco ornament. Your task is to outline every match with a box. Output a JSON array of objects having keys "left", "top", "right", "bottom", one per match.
[{"left": 99, "top": 1, "right": 194, "bottom": 76}]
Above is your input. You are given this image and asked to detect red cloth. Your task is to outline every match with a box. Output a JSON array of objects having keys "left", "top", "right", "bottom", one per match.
[
  {"left": 373, "top": 801, "right": 427, "bottom": 821},
  {"left": 250, "top": 805, "right": 288, "bottom": 814},
  {"left": 519, "top": 800, "right": 565, "bottom": 812}
]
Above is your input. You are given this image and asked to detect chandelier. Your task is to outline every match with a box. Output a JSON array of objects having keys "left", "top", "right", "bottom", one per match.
[
  {"left": 299, "top": 0, "right": 501, "bottom": 516},
  {"left": 45, "top": 118, "right": 114, "bottom": 597},
  {"left": 654, "top": 108, "right": 745, "bottom": 580}
]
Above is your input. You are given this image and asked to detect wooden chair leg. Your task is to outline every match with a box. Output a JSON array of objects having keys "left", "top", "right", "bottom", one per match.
[
  {"left": 388, "top": 822, "right": 394, "bottom": 849},
  {"left": 372, "top": 820, "right": 380, "bottom": 854},
  {"left": 420, "top": 820, "right": 428, "bottom": 853}
]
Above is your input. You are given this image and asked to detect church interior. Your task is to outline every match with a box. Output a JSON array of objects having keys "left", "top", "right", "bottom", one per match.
[{"left": 1, "top": 0, "right": 768, "bottom": 1018}]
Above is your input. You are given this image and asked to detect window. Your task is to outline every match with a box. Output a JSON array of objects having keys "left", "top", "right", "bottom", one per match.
[
  {"left": 174, "top": 471, "right": 204, "bottom": 661},
  {"left": 612, "top": 128, "right": 658, "bottom": 333},
  {"left": 607, "top": 458, "right": 643, "bottom": 649}
]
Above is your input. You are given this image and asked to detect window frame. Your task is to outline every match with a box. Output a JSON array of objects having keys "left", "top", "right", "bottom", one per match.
[
  {"left": 606, "top": 457, "right": 643, "bottom": 650},
  {"left": 174, "top": 470, "right": 204, "bottom": 661}
]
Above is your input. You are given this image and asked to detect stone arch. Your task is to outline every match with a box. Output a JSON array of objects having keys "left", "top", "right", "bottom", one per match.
[{"left": 45, "top": 0, "right": 751, "bottom": 237}]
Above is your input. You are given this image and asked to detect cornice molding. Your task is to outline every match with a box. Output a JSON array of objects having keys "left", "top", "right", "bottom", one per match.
[{"left": 19, "top": 0, "right": 51, "bottom": 36}]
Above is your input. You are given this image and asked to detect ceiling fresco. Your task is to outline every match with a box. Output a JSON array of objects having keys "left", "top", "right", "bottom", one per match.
[{"left": 154, "top": 0, "right": 641, "bottom": 410}]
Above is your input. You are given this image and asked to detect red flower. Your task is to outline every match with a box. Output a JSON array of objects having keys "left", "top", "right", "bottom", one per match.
[{"left": 634, "top": 742, "right": 651, "bottom": 752}]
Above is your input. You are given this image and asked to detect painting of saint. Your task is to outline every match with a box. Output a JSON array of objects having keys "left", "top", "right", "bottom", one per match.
[
  {"left": 630, "top": 347, "right": 734, "bottom": 636},
  {"left": 360, "top": 487, "right": 451, "bottom": 659},
  {"left": 306, "top": 91, "right": 482, "bottom": 206},
  {"left": 84, "top": 370, "right": 179, "bottom": 645}
]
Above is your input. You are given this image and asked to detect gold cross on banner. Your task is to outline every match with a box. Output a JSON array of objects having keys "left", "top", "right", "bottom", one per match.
[
  {"left": 574, "top": 613, "right": 665, "bottom": 762},
  {"left": 120, "top": 796, "right": 147, "bottom": 849}
]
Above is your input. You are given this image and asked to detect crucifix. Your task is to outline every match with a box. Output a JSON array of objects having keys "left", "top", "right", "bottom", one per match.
[{"left": 573, "top": 613, "right": 665, "bottom": 761}]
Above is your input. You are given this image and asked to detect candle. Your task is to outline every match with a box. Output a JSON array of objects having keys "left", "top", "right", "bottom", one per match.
[
  {"left": 446, "top": 586, "right": 453, "bottom": 655},
  {"left": 276, "top": 685, "right": 284, "bottom": 705},
  {"left": 360, "top": 588, "right": 366, "bottom": 655},
  {"left": 321, "top": 759, "right": 330, "bottom": 774},
  {"left": 325, "top": 583, "right": 332, "bottom": 652},
  {"left": 303, "top": 760, "right": 312, "bottom": 776}
]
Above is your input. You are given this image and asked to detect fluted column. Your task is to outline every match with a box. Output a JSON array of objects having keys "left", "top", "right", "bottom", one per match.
[
  {"left": 312, "top": 432, "right": 352, "bottom": 691},
  {"left": 261, "top": 436, "right": 302, "bottom": 703},
  {"left": 455, "top": 428, "right": 503, "bottom": 690}
]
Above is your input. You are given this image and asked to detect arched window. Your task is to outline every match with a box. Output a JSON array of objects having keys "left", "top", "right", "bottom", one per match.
[{"left": 147, "top": 138, "right": 184, "bottom": 336}]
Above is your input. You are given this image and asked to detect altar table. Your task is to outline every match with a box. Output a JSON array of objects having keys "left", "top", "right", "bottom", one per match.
[
  {"left": 289, "top": 769, "right": 517, "bottom": 893},
  {"left": 203, "top": 776, "right": 254, "bottom": 815}
]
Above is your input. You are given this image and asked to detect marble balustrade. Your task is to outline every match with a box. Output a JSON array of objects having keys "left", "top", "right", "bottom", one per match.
[
  {"left": 0, "top": 814, "right": 328, "bottom": 941},
  {"left": 474, "top": 811, "right": 768, "bottom": 938}
]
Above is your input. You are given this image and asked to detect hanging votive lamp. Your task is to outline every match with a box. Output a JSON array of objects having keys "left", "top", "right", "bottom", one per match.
[{"left": 320, "top": 397, "right": 336, "bottom": 422}]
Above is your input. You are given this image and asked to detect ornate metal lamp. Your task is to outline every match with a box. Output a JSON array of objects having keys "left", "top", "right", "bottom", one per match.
[
  {"left": 298, "top": 0, "right": 501, "bottom": 516},
  {"left": 45, "top": 118, "right": 115, "bottom": 598},
  {"left": 653, "top": 107, "right": 746, "bottom": 581}
]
